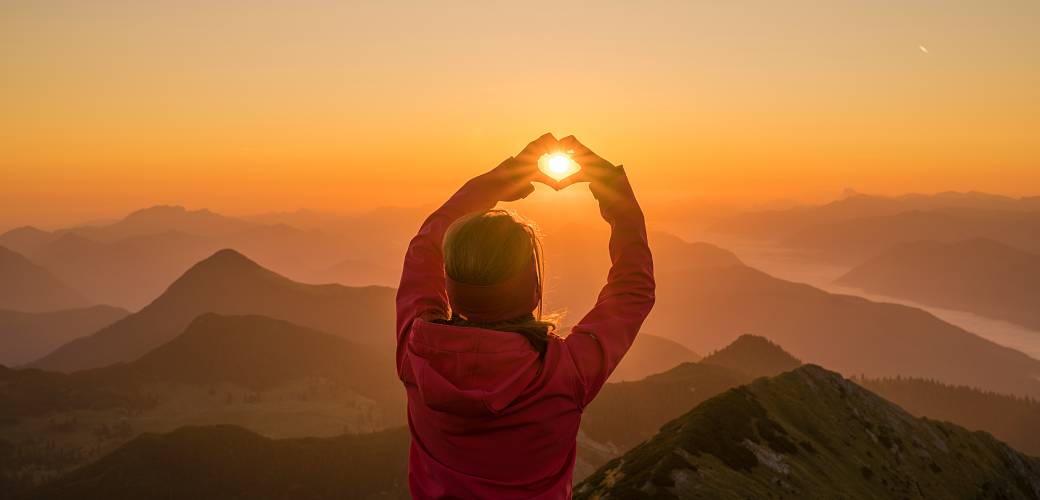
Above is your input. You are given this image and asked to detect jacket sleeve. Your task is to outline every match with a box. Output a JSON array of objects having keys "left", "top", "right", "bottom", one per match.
[
  {"left": 395, "top": 181, "right": 497, "bottom": 377},
  {"left": 564, "top": 171, "right": 656, "bottom": 407}
]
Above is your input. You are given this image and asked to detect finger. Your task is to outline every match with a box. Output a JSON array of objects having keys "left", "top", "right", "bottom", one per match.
[
  {"left": 555, "top": 169, "right": 590, "bottom": 190},
  {"left": 515, "top": 183, "right": 536, "bottom": 200},
  {"left": 515, "top": 132, "right": 558, "bottom": 165},
  {"left": 559, "top": 136, "right": 611, "bottom": 169},
  {"left": 558, "top": 135, "right": 592, "bottom": 158},
  {"left": 528, "top": 170, "right": 561, "bottom": 191}
]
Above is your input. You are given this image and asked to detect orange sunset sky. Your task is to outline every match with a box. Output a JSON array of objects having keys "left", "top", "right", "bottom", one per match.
[{"left": 2, "top": 1, "right": 1038, "bottom": 230}]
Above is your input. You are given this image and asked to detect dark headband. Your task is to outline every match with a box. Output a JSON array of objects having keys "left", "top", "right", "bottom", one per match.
[{"left": 445, "top": 261, "right": 540, "bottom": 324}]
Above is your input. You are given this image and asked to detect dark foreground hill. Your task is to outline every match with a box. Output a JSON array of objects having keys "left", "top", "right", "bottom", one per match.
[
  {"left": 576, "top": 365, "right": 1040, "bottom": 500},
  {"left": 837, "top": 238, "right": 1040, "bottom": 330},
  {"left": 18, "top": 425, "right": 411, "bottom": 500},
  {"left": 30, "top": 249, "right": 397, "bottom": 372},
  {"left": 0, "top": 246, "right": 89, "bottom": 313},
  {"left": 0, "top": 306, "right": 128, "bottom": 366},
  {"left": 0, "top": 314, "right": 406, "bottom": 494},
  {"left": 577, "top": 335, "right": 801, "bottom": 475}
]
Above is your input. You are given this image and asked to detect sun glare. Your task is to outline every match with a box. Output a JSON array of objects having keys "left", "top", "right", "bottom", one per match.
[{"left": 539, "top": 153, "right": 580, "bottom": 181}]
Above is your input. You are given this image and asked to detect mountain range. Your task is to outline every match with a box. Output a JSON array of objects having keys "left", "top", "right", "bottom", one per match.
[
  {"left": 646, "top": 263, "right": 1040, "bottom": 399},
  {"left": 837, "top": 238, "right": 1040, "bottom": 330},
  {"left": 0, "top": 246, "right": 90, "bottom": 313},
  {"left": 0, "top": 205, "right": 423, "bottom": 310},
  {"left": 16, "top": 338, "right": 1040, "bottom": 499},
  {"left": 28, "top": 249, "right": 398, "bottom": 373},
  {"left": 709, "top": 191, "right": 1040, "bottom": 244},
  {"left": 3, "top": 314, "right": 403, "bottom": 420},
  {"left": 0, "top": 306, "right": 128, "bottom": 366}
]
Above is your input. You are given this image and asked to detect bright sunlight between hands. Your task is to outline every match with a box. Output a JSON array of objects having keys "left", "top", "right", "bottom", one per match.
[{"left": 538, "top": 152, "right": 580, "bottom": 182}]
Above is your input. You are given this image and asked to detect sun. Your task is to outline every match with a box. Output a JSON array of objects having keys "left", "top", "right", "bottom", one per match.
[{"left": 539, "top": 152, "right": 579, "bottom": 181}]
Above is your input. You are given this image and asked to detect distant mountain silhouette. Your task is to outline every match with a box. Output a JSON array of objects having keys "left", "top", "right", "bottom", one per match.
[
  {"left": 699, "top": 334, "right": 802, "bottom": 380},
  {"left": 0, "top": 305, "right": 128, "bottom": 366},
  {"left": 5, "top": 203, "right": 394, "bottom": 303},
  {"left": 608, "top": 334, "right": 700, "bottom": 382},
  {"left": 838, "top": 238, "right": 1040, "bottom": 329},
  {"left": 0, "top": 226, "right": 55, "bottom": 255},
  {"left": 576, "top": 365, "right": 1040, "bottom": 499},
  {"left": 303, "top": 258, "right": 400, "bottom": 287},
  {"left": 0, "top": 246, "right": 90, "bottom": 313},
  {"left": 65, "top": 205, "right": 254, "bottom": 242},
  {"left": 781, "top": 209, "right": 1040, "bottom": 264},
  {"left": 859, "top": 375, "right": 1040, "bottom": 457},
  {"left": 546, "top": 231, "right": 742, "bottom": 326},
  {"left": 20, "top": 229, "right": 218, "bottom": 310},
  {"left": 21, "top": 425, "right": 410, "bottom": 500},
  {"left": 29, "top": 249, "right": 396, "bottom": 372},
  {"left": 709, "top": 191, "right": 1040, "bottom": 243},
  {"left": 647, "top": 264, "right": 1040, "bottom": 399}
]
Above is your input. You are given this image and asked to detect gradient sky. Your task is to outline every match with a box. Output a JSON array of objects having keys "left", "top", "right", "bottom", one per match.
[{"left": 2, "top": 1, "right": 1038, "bottom": 229}]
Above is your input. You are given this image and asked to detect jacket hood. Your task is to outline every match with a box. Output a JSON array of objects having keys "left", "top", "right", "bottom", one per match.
[{"left": 406, "top": 319, "right": 542, "bottom": 417}]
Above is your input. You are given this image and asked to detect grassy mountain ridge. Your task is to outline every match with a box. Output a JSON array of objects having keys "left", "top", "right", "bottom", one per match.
[
  {"left": 577, "top": 335, "right": 801, "bottom": 475},
  {"left": 576, "top": 365, "right": 1040, "bottom": 499}
]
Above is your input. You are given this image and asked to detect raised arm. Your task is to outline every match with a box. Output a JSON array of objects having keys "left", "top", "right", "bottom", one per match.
[
  {"left": 560, "top": 136, "right": 656, "bottom": 407},
  {"left": 395, "top": 134, "right": 558, "bottom": 375}
]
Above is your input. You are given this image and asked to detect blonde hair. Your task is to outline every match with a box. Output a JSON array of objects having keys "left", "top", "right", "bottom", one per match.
[{"left": 441, "top": 209, "right": 557, "bottom": 354}]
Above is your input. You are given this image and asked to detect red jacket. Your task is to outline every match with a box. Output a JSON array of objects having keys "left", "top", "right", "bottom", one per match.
[{"left": 396, "top": 174, "right": 655, "bottom": 499}]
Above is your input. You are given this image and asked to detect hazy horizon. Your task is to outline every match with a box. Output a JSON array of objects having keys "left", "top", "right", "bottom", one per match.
[{"left": 3, "top": 0, "right": 1039, "bottom": 229}]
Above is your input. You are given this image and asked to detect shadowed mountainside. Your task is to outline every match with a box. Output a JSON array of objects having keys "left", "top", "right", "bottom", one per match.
[
  {"left": 2, "top": 314, "right": 402, "bottom": 419},
  {"left": 0, "top": 247, "right": 90, "bottom": 313},
  {"left": 0, "top": 314, "right": 407, "bottom": 494},
  {"left": 838, "top": 238, "right": 1040, "bottom": 330},
  {"left": 576, "top": 365, "right": 1040, "bottom": 500},
  {"left": 29, "top": 249, "right": 397, "bottom": 373},
  {"left": 18, "top": 425, "right": 411, "bottom": 500},
  {"left": 22, "top": 360, "right": 1040, "bottom": 500},
  {"left": 859, "top": 376, "right": 1040, "bottom": 457},
  {"left": 647, "top": 264, "right": 1040, "bottom": 399},
  {"left": 607, "top": 334, "right": 699, "bottom": 382},
  {"left": 0, "top": 306, "right": 129, "bottom": 366}
]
